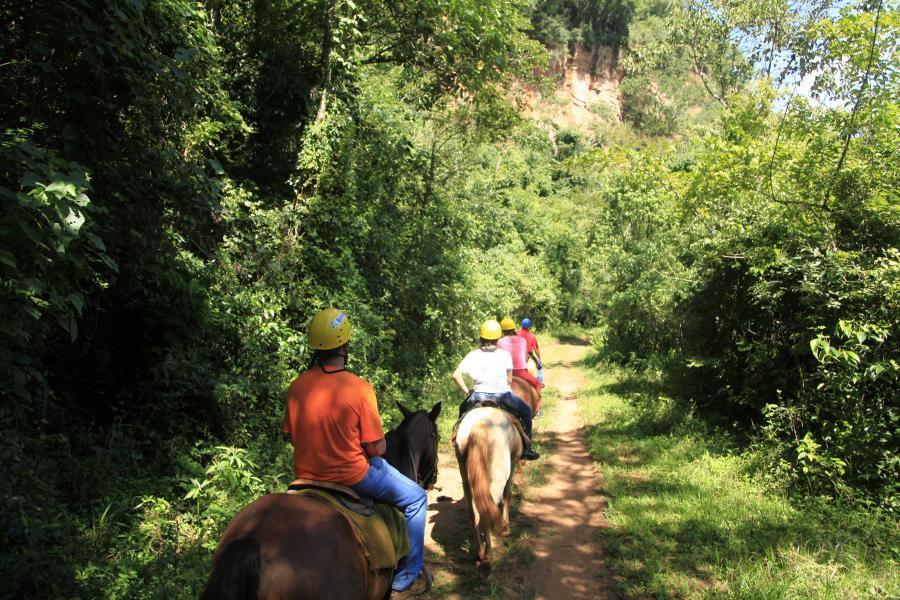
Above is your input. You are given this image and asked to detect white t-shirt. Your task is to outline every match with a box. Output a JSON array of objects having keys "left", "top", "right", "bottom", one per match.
[{"left": 458, "top": 348, "right": 512, "bottom": 394}]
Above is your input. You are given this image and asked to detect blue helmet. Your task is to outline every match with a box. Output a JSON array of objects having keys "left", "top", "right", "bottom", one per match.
[{"left": 521, "top": 317, "right": 533, "bottom": 329}]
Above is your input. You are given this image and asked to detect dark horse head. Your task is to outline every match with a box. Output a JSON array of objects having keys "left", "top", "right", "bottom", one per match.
[{"left": 384, "top": 401, "right": 442, "bottom": 490}]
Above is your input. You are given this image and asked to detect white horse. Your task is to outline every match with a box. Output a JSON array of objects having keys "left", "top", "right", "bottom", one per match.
[{"left": 453, "top": 406, "right": 523, "bottom": 570}]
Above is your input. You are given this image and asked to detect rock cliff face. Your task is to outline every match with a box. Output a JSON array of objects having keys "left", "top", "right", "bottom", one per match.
[{"left": 524, "top": 44, "right": 622, "bottom": 130}]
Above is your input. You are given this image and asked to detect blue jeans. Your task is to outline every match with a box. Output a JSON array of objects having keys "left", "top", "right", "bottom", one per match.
[
  {"left": 460, "top": 391, "right": 533, "bottom": 438},
  {"left": 351, "top": 457, "right": 427, "bottom": 591}
]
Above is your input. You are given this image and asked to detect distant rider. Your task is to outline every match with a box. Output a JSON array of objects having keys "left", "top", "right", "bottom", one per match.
[
  {"left": 282, "top": 308, "right": 430, "bottom": 598},
  {"left": 498, "top": 317, "right": 543, "bottom": 397},
  {"left": 516, "top": 317, "right": 543, "bottom": 383},
  {"left": 451, "top": 319, "right": 540, "bottom": 460}
]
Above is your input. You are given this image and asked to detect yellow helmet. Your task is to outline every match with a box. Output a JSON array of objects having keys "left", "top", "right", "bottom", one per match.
[
  {"left": 479, "top": 319, "right": 503, "bottom": 341},
  {"left": 308, "top": 308, "right": 352, "bottom": 350},
  {"left": 500, "top": 317, "right": 517, "bottom": 331}
]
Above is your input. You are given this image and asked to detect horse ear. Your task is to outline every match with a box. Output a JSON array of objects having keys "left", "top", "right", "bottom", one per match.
[
  {"left": 396, "top": 401, "right": 413, "bottom": 419},
  {"left": 428, "top": 402, "right": 442, "bottom": 421}
]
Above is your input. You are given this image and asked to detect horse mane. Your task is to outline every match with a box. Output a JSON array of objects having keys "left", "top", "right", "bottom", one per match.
[
  {"left": 465, "top": 423, "right": 501, "bottom": 534},
  {"left": 385, "top": 411, "right": 435, "bottom": 483},
  {"left": 383, "top": 429, "right": 413, "bottom": 480}
]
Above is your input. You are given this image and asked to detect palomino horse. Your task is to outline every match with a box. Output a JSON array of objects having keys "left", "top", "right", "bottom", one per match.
[
  {"left": 453, "top": 403, "right": 525, "bottom": 571},
  {"left": 202, "top": 402, "right": 441, "bottom": 600}
]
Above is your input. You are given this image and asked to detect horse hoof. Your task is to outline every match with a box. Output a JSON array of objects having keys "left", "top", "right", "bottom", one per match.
[
  {"left": 500, "top": 527, "right": 512, "bottom": 538},
  {"left": 475, "top": 560, "right": 492, "bottom": 577}
]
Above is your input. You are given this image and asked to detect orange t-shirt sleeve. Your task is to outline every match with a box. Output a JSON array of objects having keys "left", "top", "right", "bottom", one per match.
[{"left": 357, "top": 382, "right": 384, "bottom": 444}]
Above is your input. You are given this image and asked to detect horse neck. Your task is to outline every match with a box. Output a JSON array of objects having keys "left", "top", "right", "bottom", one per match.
[{"left": 385, "top": 427, "right": 419, "bottom": 481}]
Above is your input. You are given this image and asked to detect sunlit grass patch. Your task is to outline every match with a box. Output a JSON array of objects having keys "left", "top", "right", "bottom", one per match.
[{"left": 578, "top": 363, "right": 899, "bottom": 599}]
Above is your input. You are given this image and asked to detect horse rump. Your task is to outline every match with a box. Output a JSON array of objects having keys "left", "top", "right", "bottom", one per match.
[{"left": 202, "top": 535, "right": 260, "bottom": 600}]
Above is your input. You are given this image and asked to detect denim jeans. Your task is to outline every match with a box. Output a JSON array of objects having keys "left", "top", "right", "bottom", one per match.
[
  {"left": 350, "top": 456, "right": 427, "bottom": 591},
  {"left": 460, "top": 391, "right": 533, "bottom": 438}
]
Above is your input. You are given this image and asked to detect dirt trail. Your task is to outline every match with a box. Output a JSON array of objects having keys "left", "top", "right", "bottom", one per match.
[{"left": 423, "top": 340, "right": 616, "bottom": 599}]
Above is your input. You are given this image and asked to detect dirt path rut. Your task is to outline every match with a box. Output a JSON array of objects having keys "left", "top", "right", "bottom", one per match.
[
  {"left": 423, "top": 340, "right": 616, "bottom": 599},
  {"left": 517, "top": 341, "right": 616, "bottom": 599}
]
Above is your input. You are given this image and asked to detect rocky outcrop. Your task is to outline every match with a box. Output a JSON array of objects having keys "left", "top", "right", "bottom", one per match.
[{"left": 524, "top": 44, "right": 623, "bottom": 130}]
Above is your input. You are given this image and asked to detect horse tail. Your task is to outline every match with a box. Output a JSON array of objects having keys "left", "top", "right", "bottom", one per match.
[
  {"left": 202, "top": 536, "right": 260, "bottom": 600},
  {"left": 466, "top": 424, "right": 501, "bottom": 534}
]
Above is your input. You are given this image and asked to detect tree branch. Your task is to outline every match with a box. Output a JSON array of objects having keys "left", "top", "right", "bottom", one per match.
[{"left": 822, "top": 0, "right": 882, "bottom": 209}]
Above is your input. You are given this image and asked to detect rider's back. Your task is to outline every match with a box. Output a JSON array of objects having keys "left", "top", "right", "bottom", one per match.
[
  {"left": 496, "top": 335, "right": 527, "bottom": 369},
  {"left": 283, "top": 367, "right": 382, "bottom": 485}
]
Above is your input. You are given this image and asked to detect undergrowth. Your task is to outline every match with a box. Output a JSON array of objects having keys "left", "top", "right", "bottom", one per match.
[{"left": 578, "top": 357, "right": 899, "bottom": 599}]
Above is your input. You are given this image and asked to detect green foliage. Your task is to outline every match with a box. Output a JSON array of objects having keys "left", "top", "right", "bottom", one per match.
[
  {"left": 765, "top": 312, "right": 899, "bottom": 506},
  {"left": 1, "top": 0, "right": 897, "bottom": 594},
  {"left": 531, "top": 0, "right": 636, "bottom": 53},
  {"left": 588, "top": 0, "right": 899, "bottom": 508},
  {"left": 0, "top": 131, "right": 115, "bottom": 404},
  {"left": 579, "top": 363, "right": 899, "bottom": 598},
  {"left": 0, "top": 1, "right": 564, "bottom": 595}
]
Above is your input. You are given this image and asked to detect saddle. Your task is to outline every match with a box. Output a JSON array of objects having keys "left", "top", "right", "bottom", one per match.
[
  {"left": 287, "top": 477, "right": 375, "bottom": 516},
  {"left": 452, "top": 400, "right": 531, "bottom": 448},
  {"left": 286, "top": 478, "right": 410, "bottom": 572}
]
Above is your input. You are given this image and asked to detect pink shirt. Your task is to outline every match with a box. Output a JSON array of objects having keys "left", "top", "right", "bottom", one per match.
[{"left": 497, "top": 335, "right": 527, "bottom": 370}]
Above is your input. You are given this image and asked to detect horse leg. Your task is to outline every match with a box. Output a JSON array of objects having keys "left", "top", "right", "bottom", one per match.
[
  {"left": 481, "top": 520, "right": 493, "bottom": 563},
  {"left": 500, "top": 475, "right": 513, "bottom": 537},
  {"left": 471, "top": 499, "right": 485, "bottom": 562}
]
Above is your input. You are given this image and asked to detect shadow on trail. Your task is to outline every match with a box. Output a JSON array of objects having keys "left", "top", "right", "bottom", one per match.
[
  {"left": 426, "top": 473, "right": 536, "bottom": 598},
  {"left": 553, "top": 334, "right": 592, "bottom": 347},
  {"left": 428, "top": 496, "right": 470, "bottom": 564}
]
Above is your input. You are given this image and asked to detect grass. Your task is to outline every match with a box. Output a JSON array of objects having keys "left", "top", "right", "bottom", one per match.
[{"left": 577, "top": 360, "right": 900, "bottom": 599}]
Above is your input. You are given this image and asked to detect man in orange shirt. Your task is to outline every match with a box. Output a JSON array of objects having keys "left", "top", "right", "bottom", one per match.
[{"left": 283, "top": 308, "right": 430, "bottom": 598}]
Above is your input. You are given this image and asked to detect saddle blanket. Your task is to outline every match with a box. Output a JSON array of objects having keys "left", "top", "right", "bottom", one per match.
[{"left": 289, "top": 488, "right": 410, "bottom": 572}]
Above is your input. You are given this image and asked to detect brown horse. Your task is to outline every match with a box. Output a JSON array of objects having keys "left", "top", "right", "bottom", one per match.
[
  {"left": 511, "top": 375, "right": 539, "bottom": 415},
  {"left": 453, "top": 405, "right": 523, "bottom": 572},
  {"left": 202, "top": 402, "right": 441, "bottom": 600}
]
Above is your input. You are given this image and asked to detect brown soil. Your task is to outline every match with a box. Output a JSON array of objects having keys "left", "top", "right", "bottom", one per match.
[
  {"left": 521, "top": 45, "right": 622, "bottom": 131},
  {"left": 423, "top": 341, "right": 617, "bottom": 599}
]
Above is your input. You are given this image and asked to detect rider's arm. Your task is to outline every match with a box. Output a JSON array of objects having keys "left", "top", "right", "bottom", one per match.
[
  {"left": 358, "top": 380, "right": 386, "bottom": 457},
  {"left": 362, "top": 438, "right": 386, "bottom": 457},
  {"left": 451, "top": 366, "right": 469, "bottom": 395}
]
